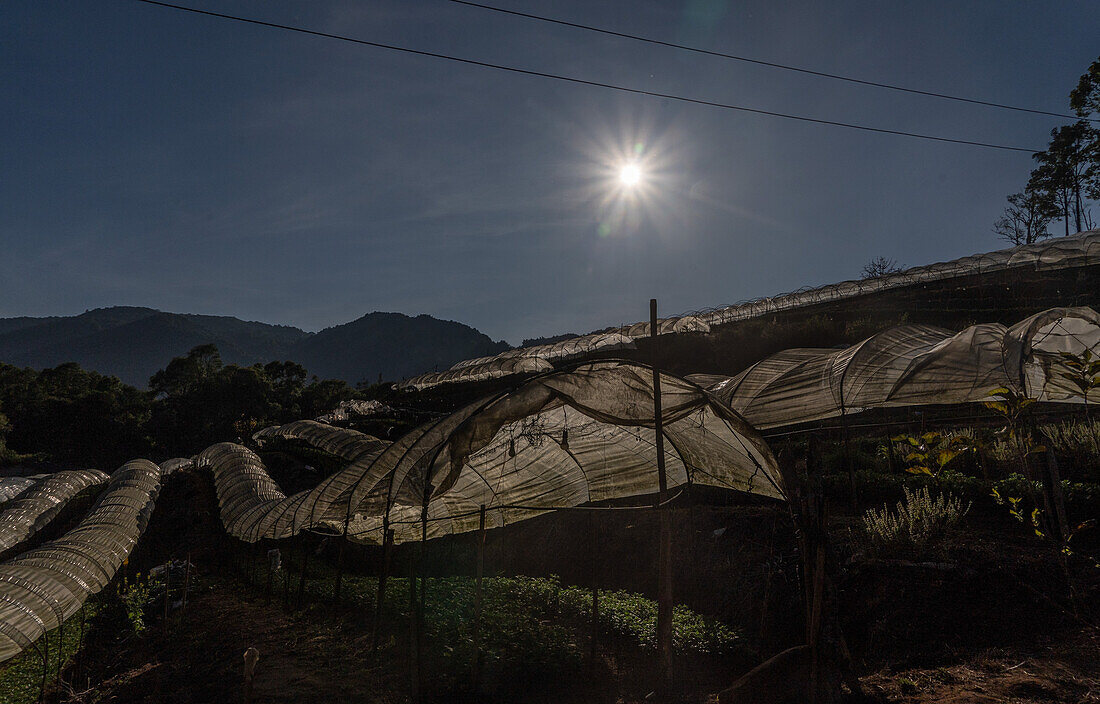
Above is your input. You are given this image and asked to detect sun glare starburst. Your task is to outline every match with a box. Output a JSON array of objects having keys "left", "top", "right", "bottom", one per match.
[{"left": 619, "top": 162, "right": 643, "bottom": 187}]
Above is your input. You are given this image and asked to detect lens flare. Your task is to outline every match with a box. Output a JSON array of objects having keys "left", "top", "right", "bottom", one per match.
[{"left": 619, "top": 162, "right": 643, "bottom": 187}]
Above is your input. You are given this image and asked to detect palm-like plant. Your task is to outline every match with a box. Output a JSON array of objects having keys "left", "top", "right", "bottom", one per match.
[
  {"left": 893, "top": 431, "right": 972, "bottom": 478},
  {"left": 1056, "top": 349, "right": 1100, "bottom": 447}
]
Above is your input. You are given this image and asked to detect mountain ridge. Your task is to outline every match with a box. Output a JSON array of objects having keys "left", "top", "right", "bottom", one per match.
[{"left": 0, "top": 307, "right": 508, "bottom": 387}]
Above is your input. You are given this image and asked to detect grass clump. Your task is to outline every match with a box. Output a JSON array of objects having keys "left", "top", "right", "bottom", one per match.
[{"left": 862, "top": 486, "right": 970, "bottom": 558}]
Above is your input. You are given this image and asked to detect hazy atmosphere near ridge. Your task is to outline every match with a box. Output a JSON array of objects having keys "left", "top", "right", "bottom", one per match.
[{"left": 3, "top": 0, "right": 1098, "bottom": 344}]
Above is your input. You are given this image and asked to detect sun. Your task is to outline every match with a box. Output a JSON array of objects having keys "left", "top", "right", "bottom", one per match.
[{"left": 619, "top": 162, "right": 643, "bottom": 187}]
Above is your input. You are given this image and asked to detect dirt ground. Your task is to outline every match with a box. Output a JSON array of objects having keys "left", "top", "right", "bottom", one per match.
[
  {"left": 59, "top": 572, "right": 1099, "bottom": 704},
  {"left": 61, "top": 573, "right": 737, "bottom": 704},
  {"left": 861, "top": 627, "right": 1100, "bottom": 703}
]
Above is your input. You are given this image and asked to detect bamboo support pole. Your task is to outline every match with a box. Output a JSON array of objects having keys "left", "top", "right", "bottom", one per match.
[
  {"left": 473, "top": 505, "right": 486, "bottom": 688},
  {"left": 650, "top": 298, "right": 673, "bottom": 691},
  {"left": 371, "top": 519, "right": 394, "bottom": 654}
]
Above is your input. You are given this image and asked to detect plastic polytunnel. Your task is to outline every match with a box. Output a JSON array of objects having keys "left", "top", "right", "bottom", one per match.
[
  {"left": 0, "top": 469, "right": 110, "bottom": 555},
  {"left": 197, "top": 422, "right": 389, "bottom": 543},
  {"left": 399, "top": 357, "right": 553, "bottom": 391},
  {"left": 0, "top": 477, "right": 40, "bottom": 505},
  {"left": 695, "top": 229, "right": 1100, "bottom": 328},
  {"left": 0, "top": 460, "right": 163, "bottom": 663},
  {"left": 699, "top": 307, "right": 1100, "bottom": 429},
  {"left": 343, "top": 360, "right": 784, "bottom": 544}
]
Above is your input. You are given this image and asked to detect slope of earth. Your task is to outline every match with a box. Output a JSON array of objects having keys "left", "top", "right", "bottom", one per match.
[{"left": 861, "top": 629, "right": 1099, "bottom": 703}]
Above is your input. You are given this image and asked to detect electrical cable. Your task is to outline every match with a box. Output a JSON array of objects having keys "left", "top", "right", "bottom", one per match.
[{"left": 129, "top": 0, "right": 1039, "bottom": 153}]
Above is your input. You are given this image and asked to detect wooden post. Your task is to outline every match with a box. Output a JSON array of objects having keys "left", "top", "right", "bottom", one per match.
[
  {"left": 840, "top": 408, "right": 857, "bottom": 513},
  {"left": 408, "top": 549, "right": 420, "bottom": 703},
  {"left": 1044, "top": 451, "right": 1070, "bottom": 542},
  {"left": 75, "top": 606, "right": 85, "bottom": 684},
  {"left": 182, "top": 552, "right": 192, "bottom": 618},
  {"left": 282, "top": 542, "right": 292, "bottom": 610},
  {"left": 265, "top": 544, "right": 274, "bottom": 604},
  {"left": 473, "top": 505, "right": 486, "bottom": 688},
  {"left": 297, "top": 541, "right": 310, "bottom": 610},
  {"left": 650, "top": 298, "right": 673, "bottom": 691},
  {"left": 243, "top": 647, "right": 259, "bottom": 704},
  {"left": 371, "top": 519, "right": 394, "bottom": 653},
  {"left": 38, "top": 639, "right": 48, "bottom": 704},
  {"left": 808, "top": 542, "right": 826, "bottom": 703},
  {"left": 55, "top": 617, "right": 64, "bottom": 690},
  {"left": 590, "top": 511, "right": 600, "bottom": 659},
  {"left": 163, "top": 560, "right": 171, "bottom": 635},
  {"left": 416, "top": 502, "right": 428, "bottom": 699},
  {"left": 334, "top": 516, "right": 350, "bottom": 606}
]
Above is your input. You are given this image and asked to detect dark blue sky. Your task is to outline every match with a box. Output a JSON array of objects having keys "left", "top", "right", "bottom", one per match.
[{"left": 3, "top": 1, "right": 1097, "bottom": 344}]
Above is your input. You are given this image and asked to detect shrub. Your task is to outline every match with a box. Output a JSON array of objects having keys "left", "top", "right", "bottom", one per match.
[
  {"left": 862, "top": 486, "right": 970, "bottom": 558},
  {"left": 117, "top": 572, "right": 161, "bottom": 634}
]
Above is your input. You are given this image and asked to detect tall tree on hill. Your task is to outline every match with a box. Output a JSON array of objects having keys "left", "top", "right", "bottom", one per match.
[
  {"left": 1070, "top": 56, "right": 1100, "bottom": 122},
  {"left": 993, "top": 188, "right": 1056, "bottom": 245},
  {"left": 860, "top": 257, "right": 903, "bottom": 279},
  {"left": 1027, "top": 122, "right": 1096, "bottom": 236},
  {"left": 1070, "top": 55, "right": 1100, "bottom": 203},
  {"left": 995, "top": 58, "right": 1100, "bottom": 242}
]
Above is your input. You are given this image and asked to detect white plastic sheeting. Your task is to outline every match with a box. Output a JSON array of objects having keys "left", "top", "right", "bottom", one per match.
[
  {"left": 694, "top": 230, "right": 1100, "bottom": 328},
  {"left": 399, "top": 333, "right": 638, "bottom": 389},
  {"left": 349, "top": 361, "right": 783, "bottom": 544},
  {"left": 0, "top": 477, "right": 41, "bottom": 505},
  {"left": 0, "top": 470, "right": 110, "bottom": 555},
  {"left": 423, "top": 232, "right": 1100, "bottom": 390},
  {"left": 399, "top": 357, "right": 553, "bottom": 391},
  {"left": 699, "top": 307, "right": 1100, "bottom": 429},
  {"left": 204, "top": 362, "right": 783, "bottom": 546},
  {"left": 0, "top": 460, "right": 162, "bottom": 663},
  {"left": 199, "top": 423, "right": 389, "bottom": 543},
  {"left": 252, "top": 420, "right": 388, "bottom": 461}
]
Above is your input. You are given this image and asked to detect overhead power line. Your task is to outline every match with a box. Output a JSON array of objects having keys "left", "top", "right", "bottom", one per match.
[
  {"left": 130, "top": 0, "right": 1039, "bottom": 153},
  {"left": 447, "top": 0, "right": 1095, "bottom": 124}
]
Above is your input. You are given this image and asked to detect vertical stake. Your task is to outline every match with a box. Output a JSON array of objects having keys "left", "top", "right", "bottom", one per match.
[
  {"left": 473, "top": 505, "right": 486, "bottom": 688},
  {"left": 38, "top": 639, "right": 48, "bottom": 704},
  {"left": 372, "top": 522, "right": 394, "bottom": 653},
  {"left": 283, "top": 541, "right": 292, "bottom": 609},
  {"left": 416, "top": 502, "right": 428, "bottom": 699},
  {"left": 297, "top": 540, "right": 310, "bottom": 610},
  {"left": 334, "top": 515, "right": 350, "bottom": 606},
  {"left": 163, "top": 560, "right": 171, "bottom": 635},
  {"left": 590, "top": 511, "right": 600, "bottom": 659},
  {"left": 265, "top": 543, "right": 274, "bottom": 604},
  {"left": 182, "top": 552, "right": 191, "bottom": 618},
  {"left": 650, "top": 298, "right": 673, "bottom": 692},
  {"left": 840, "top": 407, "right": 857, "bottom": 513},
  {"left": 408, "top": 550, "right": 420, "bottom": 703},
  {"left": 55, "top": 618, "right": 64, "bottom": 692}
]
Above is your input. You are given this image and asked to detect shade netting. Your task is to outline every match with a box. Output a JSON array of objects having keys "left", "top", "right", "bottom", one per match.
[
  {"left": 423, "top": 231, "right": 1100, "bottom": 390},
  {"left": 698, "top": 307, "right": 1100, "bottom": 429},
  {"left": 0, "top": 460, "right": 162, "bottom": 662},
  {"left": 400, "top": 357, "right": 553, "bottom": 391},
  {"left": 197, "top": 422, "right": 389, "bottom": 542},
  {"left": 695, "top": 229, "right": 1100, "bottom": 327},
  {"left": 0, "top": 477, "right": 41, "bottom": 505},
  {"left": 346, "top": 361, "right": 783, "bottom": 544},
  {"left": 0, "top": 469, "right": 110, "bottom": 555},
  {"left": 199, "top": 362, "right": 783, "bottom": 545}
]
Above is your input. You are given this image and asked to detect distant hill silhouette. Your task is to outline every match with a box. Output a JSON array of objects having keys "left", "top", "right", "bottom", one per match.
[
  {"left": 0, "top": 307, "right": 508, "bottom": 387},
  {"left": 289, "top": 312, "right": 510, "bottom": 386}
]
